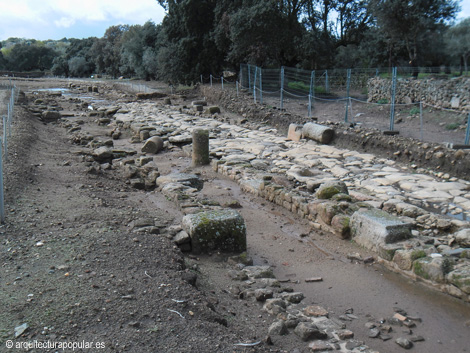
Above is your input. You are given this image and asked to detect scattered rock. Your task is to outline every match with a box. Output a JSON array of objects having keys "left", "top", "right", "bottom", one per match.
[{"left": 395, "top": 337, "right": 413, "bottom": 349}]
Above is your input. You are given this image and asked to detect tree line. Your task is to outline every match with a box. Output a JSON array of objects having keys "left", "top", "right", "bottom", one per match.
[{"left": 0, "top": 0, "right": 468, "bottom": 83}]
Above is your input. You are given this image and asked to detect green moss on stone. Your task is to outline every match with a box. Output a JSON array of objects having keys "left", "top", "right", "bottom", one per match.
[
  {"left": 410, "top": 250, "right": 427, "bottom": 261},
  {"left": 413, "top": 258, "right": 431, "bottom": 280}
]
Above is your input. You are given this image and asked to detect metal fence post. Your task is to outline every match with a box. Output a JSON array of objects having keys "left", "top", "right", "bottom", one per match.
[
  {"left": 210, "top": 75, "right": 213, "bottom": 87},
  {"left": 308, "top": 94, "right": 312, "bottom": 118},
  {"left": 309, "top": 70, "right": 315, "bottom": 110},
  {"left": 389, "top": 67, "right": 398, "bottom": 131},
  {"left": 2, "top": 116, "right": 7, "bottom": 161},
  {"left": 259, "top": 70, "right": 263, "bottom": 104},
  {"left": 253, "top": 67, "right": 257, "bottom": 103},
  {"left": 420, "top": 102, "right": 424, "bottom": 141},
  {"left": 346, "top": 69, "right": 351, "bottom": 98},
  {"left": 344, "top": 98, "right": 349, "bottom": 123},
  {"left": 325, "top": 70, "right": 329, "bottom": 93},
  {"left": 221, "top": 76, "right": 224, "bottom": 90},
  {"left": 465, "top": 112, "right": 470, "bottom": 145},
  {"left": 236, "top": 81, "right": 239, "bottom": 97},
  {"left": 248, "top": 65, "right": 251, "bottom": 90},
  {"left": 0, "top": 137, "right": 4, "bottom": 224},
  {"left": 280, "top": 66, "right": 285, "bottom": 110}
]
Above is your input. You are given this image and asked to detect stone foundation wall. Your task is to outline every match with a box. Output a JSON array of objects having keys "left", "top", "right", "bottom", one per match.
[{"left": 367, "top": 77, "right": 470, "bottom": 111}]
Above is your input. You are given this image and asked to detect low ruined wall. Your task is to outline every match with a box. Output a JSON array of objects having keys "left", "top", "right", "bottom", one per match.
[{"left": 367, "top": 77, "right": 470, "bottom": 111}]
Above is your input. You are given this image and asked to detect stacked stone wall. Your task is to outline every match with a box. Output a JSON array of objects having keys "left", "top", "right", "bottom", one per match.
[{"left": 367, "top": 77, "right": 470, "bottom": 111}]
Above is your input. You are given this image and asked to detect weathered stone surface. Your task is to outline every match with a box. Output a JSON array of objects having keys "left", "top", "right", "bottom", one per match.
[
  {"left": 192, "top": 129, "right": 210, "bottom": 166},
  {"left": 205, "top": 106, "right": 221, "bottom": 114},
  {"left": 169, "top": 135, "right": 192, "bottom": 144},
  {"left": 393, "top": 249, "right": 417, "bottom": 271},
  {"left": 302, "top": 122, "right": 335, "bottom": 144},
  {"left": 281, "top": 292, "right": 305, "bottom": 304},
  {"left": 454, "top": 229, "right": 470, "bottom": 247},
  {"left": 192, "top": 100, "right": 207, "bottom": 106},
  {"left": 243, "top": 266, "right": 275, "bottom": 279},
  {"left": 173, "top": 230, "right": 190, "bottom": 245},
  {"left": 141, "top": 136, "right": 164, "bottom": 154},
  {"left": 156, "top": 173, "right": 203, "bottom": 190},
  {"left": 350, "top": 209, "right": 412, "bottom": 252},
  {"left": 304, "top": 305, "right": 329, "bottom": 317},
  {"left": 182, "top": 210, "right": 246, "bottom": 254},
  {"left": 446, "top": 264, "right": 470, "bottom": 294},
  {"left": 395, "top": 337, "right": 413, "bottom": 349},
  {"left": 268, "top": 320, "right": 288, "bottom": 336},
  {"left": 93, "top": 146, "right": 113, "bottom": 162},
  {"left": 255, "top": 288, "right": 274, "bottom": 302},
  {"left": 413, "top": 257, "right": 446, "bottom": 283},
  {"left": 263, "top": 298, "right": 286, "bottom": 315},
  {"left": 294, "top": 322, "right": 327, "bottom": 341},
  {"left": 308, "top": 341, "right": 334, "bottom": 351},
  {"left": 316, "top": 181, "right": 348, "bottom": 199},
  {"left": 287, "top": 124, "right": 303, "bottom": 142},
  {"left": 42, "top": 110, "right": 62, "bottom": 121},
  {"left": 136, "top": 92, "right": 167, "bottom": 100},
  {"left": 331, "top": 214, "right": 350, "bottom": 239}
]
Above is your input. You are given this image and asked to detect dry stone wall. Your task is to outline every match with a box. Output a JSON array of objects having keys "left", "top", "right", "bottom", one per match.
[{"left": 367, "top": 77, "right": 470, "bottom": 111}]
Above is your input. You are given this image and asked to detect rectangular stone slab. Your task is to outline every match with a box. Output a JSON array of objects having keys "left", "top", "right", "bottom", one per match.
[
  {"left": 182, "top": 210, "right": 247, "bottom": 254},
  {"left": 350, "top": 209, "right": 412, "bottom": 252}
]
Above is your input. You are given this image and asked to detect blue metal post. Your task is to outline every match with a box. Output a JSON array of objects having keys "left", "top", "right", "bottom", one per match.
[
  {"left": 420, "top": 102, "right": 424, "bottom": 141},
  {"left": 253, "top": 67, "right": 257, "bottom": 103},
  {"left": 325, "top": 70, "right": 329, "bottom": 93},
  {"left": 465, "top": 112, "right": 470, "bottom": 145},
  {"left": 308, "top": 94, "right": 312, "bottom": 118},
  {"left": 280, "top": 66, "right": 285, "bottom": 110},
  {"left": 221, "top": 76, "right": 224, "bottom": 90},
  {"left": 0, "top": 137, "right": 4, "bottom": 224},
  {"left": 260, "top": 70, "right": 263, "bottom": 104},
  {"left": 2, "top": 116, "right": 6, "bottom": 161},
  {"left": 390, "top": 67, "right": 398, "bottom": 131},
  {"left": 248, "top": 65, "right": 251, "bottom": 90},
  {"left": 210, "top": 75, "right": 213, "bottom": 87}
]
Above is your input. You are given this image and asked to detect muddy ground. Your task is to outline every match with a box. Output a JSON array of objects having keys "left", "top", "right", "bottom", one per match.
[{"left": 0, "top": 78, "right": 469, "bottom": 353}]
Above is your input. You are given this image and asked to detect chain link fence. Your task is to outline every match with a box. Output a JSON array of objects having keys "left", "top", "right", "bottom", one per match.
[
  {"left": 203, "top": 64, "right": 470, "bottom": 147},
  {"left": 0, "top": 80, "right": 19, "bottom": 223}
]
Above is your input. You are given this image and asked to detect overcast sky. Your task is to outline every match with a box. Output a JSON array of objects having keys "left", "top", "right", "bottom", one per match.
[
  {"left": 0, "top": 0, "right": 469, "bottom": 41},
  {"left": 0, "top": 0, "right": 166, "bottom": 41}
]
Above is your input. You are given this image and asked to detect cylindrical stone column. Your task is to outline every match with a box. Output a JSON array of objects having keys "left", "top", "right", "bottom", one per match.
[{"left": 192, "top": 129, "right": 210, "bottom": 166}]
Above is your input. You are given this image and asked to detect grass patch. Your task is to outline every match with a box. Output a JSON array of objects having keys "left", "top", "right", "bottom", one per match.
[
  {"left": 445, "top": 122, "right": 460, "bottom": 130},
  {"left": 409, "top": 107, "right": 420, "bottom": 115},
  {"left": 410, "top": 249, "right": 427, "bottom": 261},
  {"left": 287, "top": 81, "right": 328, "bottom": 95},
  {"left": 377, "top": 98, "right": 388, "bottom": 104}
]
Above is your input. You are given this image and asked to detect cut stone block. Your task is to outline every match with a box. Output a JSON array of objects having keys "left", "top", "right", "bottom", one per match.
[
  {"left": 350, "top": 209, "right": 412, "bottom": 252},
  {"left": 182, "top": 210, "right": 247, "bottom": 254},
  {"left": 287, "top": 123, "right": 303, "bottom": 142}
]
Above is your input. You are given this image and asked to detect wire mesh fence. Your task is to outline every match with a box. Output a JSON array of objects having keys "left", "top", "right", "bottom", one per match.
[
  {"left": 204, "top": 64, "right": 469, "bottom": 147},
  {"left": 0, "top": 81, "right": 18, "bottom": 224}
]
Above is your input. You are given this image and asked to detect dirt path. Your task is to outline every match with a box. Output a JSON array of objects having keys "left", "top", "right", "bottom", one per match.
[{"left": 0, "top": 78, "right": 469, "bottom": 353}]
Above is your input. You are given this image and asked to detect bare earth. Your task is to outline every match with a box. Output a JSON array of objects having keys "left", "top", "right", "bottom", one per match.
[{"left": 0, "top": 78, "right": 469, "bottom": 353}]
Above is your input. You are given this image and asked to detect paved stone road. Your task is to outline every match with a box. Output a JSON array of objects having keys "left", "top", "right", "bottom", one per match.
[{"left": 110, "top": 101, "right": 470, "bottom": 303}]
